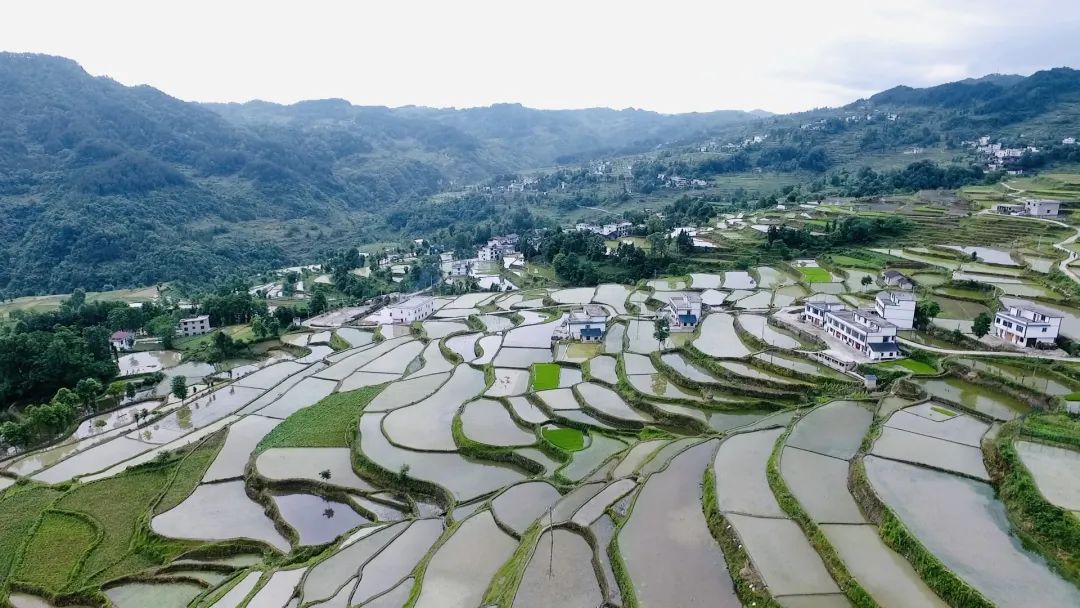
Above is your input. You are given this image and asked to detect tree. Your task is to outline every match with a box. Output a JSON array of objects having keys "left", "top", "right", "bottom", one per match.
[
  {"left": 913, "top": 300, "right": 942, "bottom": 331},
  {"left": 125, "top": 382, "right": 137, "bottom": 401},
  {"left": 675, "top": 230, "right": 695, "bottom": 255},
  {"left": 75, "top": 377, "right": 104, "bottom": 410},
  {"left": 309, "top": 291, "right": 329, "bottom": 316},
  {"left": 653, "top": 317, "right": 670, "bottom": 351},
  {"left": 106, "top": 380, "right": 127, "bottom": 407},
  {"left": 171, "top": 376, "right": 187, "bottom": 400},
  {"left": 860, "top": 275, "right": 873, "bottom": 287},
  {"left": 250, "top": 315, "right": 267, "bottom": 339},
  {"left": 972, "top": 312, "right": 993, "bottom": 338}
]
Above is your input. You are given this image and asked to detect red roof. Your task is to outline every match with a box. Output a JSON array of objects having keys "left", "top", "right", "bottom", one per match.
[{"left": 111, "top": 331, "right": 134, "bottom": 340}]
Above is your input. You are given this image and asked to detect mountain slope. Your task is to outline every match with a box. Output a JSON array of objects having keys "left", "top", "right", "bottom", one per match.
[{"left": 1, "top": 53, "right": 1079, "bottom": 297}]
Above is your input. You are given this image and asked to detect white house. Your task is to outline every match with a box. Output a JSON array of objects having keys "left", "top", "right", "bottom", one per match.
[
  {"left": 1023, "top": 198, "right": 1061, "bottom": 217},
  {"left": 874, "top": 291, "right": 916, "bottom": 330},
  {"left": 662, "top": 294, "right": 704, "bottom": 331},
  {"left": 110, "top": 330, "right": 136, "bottom": 352},
  {"left": 565, "top": 305, "right": 608, "bottom": 341},
  {"left": 881, "top": 270, "right": 913, "bottom": 290},
  {"left": 386, "top": 296, "right": 436, "bottom": 324},
  {"left": 177, "top": 315, "right": 212, "bottom": 337},
  {"left": 994, "top": 304, "right": 1062, "bottom": 347},
  {"left": 448, "top": 260, "right": 473, "bottom": 277},
  {"left": 803, "top": 302, "right": 900, "bottom": 360}
]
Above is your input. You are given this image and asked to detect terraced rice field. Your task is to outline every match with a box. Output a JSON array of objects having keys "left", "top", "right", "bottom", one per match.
[{"left": 3, "top": 280, "right": 1078, "bottom": 608}]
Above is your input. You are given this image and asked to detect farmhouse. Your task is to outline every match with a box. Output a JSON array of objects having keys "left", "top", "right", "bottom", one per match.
[
  {"left": 662, "top": 294, "right": 704, "bottom": 331},
  {"left": 177, "top": 315, "right": 212, "bottom": 337},
  {"left": 564, "top": 305, "right": 608, "bottom": 341},
  {"left": 881, "top": 270, "right": 914, "bottom": 290},
  {"left": 802, "top": 301, "right": 900, "bottom": 361},
  {"left": 386, "top": 296, "right": 436, "bottom": 324},
  {"left": 110, "top": 330, "right": 136, "bottom": 352},
  {"left": 874, "top": 291, "right": 916, "bottom": 329},
  {"left": 1022, "top": 198, "right": 1061, "bottom": 217},
  {"left": 994, "top": 304, "right": 1062, "bottom": 347}
]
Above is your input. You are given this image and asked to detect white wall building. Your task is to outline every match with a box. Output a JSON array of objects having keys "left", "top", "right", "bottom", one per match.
[
  {"left": 565, "top": 304, "right": 608, "bottom": 341},
  {"left": 1023, "top": 198, "right": 1061, "bottom": 217},
  {"left": 994, "top": 304, "right": 1062, "bottom": 347},
  {"left": 874, "top": 291, "right": 916, "bottom": 330},
  {"left": 177, "top": 315, "right": 212, "bottom": 337},
  {"left": 386, "top": 296, "right": 436, "bottom": 324},
  {"left": 803, "top": 301, "right": 900, "bottom": 360},
  {"left": 662, "top": 294, "right": 704, "bottom": 331}
]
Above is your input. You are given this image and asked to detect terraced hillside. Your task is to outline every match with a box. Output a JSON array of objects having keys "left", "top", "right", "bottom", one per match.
[{"left": 2, "top": 268, "right": 1080, "bottom": 608}]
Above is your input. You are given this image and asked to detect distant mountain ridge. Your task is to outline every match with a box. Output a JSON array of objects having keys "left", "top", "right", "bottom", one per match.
[{"left": 0, "top": 52, "right": 1078, "bottom": 296}]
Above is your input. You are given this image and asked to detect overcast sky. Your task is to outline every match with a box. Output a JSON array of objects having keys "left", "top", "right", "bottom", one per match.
[{"left": 4, "top": 1, "right": 1080, "bottom": 114}]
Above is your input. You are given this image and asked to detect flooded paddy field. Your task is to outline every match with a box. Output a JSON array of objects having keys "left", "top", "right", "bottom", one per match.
[{"left": 9, "top": 279, "right": 1080, "bottom": 608}]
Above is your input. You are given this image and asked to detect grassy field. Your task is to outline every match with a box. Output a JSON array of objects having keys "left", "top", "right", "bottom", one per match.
[
  {"left": 42, "top": 434, "right": 223, "bottom": 587},
  {"left": 542, "top": 427, "right": 585, "bottom": 451},
  {"left": 13, "top": 511, "right": 98, "bottom": 592},
  {"left": 0, "top": 486, "right": 63, "bottom": 586},
  {"left": 828, "top": 254, "right": 884, "bottom": 270},
  {"left": 530, "top": 363, "right": 561, "bottom": 391},
  {"left": 0, "top": 285, "right": 162, "bottom": 317},
  {"left": 797, "top": 266, "right": 833, "bottom": 283},
  {"left": 257, "top": 386, "right": 383, "bottom": 450}
]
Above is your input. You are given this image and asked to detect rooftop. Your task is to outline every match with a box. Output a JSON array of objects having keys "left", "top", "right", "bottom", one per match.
[
  {"left": 876, "top": 291, "right": 915, "bottom": 304},
  {"left": 569, "top": 304, "right": 607, "bottom": 321},
  {"left": 831, "top": 308, "right": 896, "bottom": 331},
  {"left": 1006, "top": 303, "right": 1064, "bottom": 320},
  {"left": 179, "top": 315, "right": 209, "bottom": 323},
  {"left": 391, "top": 296, "right": 434, "bottom": 310}
]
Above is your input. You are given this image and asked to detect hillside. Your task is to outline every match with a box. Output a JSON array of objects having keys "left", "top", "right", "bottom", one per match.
[
  {"left": 2, "top": 53, "right": 1080, "bottom": 296},
  {"left": 0, "top": 53, "right": 757, "bottom": 296}
]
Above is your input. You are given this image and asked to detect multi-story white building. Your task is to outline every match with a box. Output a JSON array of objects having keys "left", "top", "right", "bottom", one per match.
[
  {"left": 386, "top": 296, "right": 436, "bottom": 324},
  {"left": 662, "top": 294, "right": 704, "bottom": 331},
  {"left": 565, "top": 304, "right": 608, "bottom": 341},
  {"left": 177, "top": 315, "right": 212, "bottom": 337},
  {"left": 803, "top": 301, "right": 900, "bottom": 360},
  {"left": 994, "top": 304, "right": 1062, "bottom": 347},
  {"left": 874, "top": 291, "right": 916, "bottom": 329},
  {"left": 1023, "top": 198, "right": 1061, "bottom": 217}
]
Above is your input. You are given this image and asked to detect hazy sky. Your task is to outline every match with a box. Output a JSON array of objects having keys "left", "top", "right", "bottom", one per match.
[{"left": 4, "top": 1, "right": 1080, "bottom": 113}]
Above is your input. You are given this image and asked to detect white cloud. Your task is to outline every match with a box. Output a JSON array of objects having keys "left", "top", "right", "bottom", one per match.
[{"left": 1, "top": 0, "right": 1078, "bottom": 113}]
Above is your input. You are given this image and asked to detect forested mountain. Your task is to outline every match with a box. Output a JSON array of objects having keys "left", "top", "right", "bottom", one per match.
[{"left": 1, "top": 52, "right": 1079, "bottom": 296}]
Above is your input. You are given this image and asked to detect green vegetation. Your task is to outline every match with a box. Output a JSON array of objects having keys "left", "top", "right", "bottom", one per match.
[
  {"left": 541, "top": 427, "right": 585, "bottom": 451},
  {"left": 990, "top": 422, "right": 1080, "bottom": 585},
  {"left": 875, "top": 358, "right": 937, "bottom": 375},
  {"left": 930, "top": 405, "right": 957, "bottom": 417},
  {"left": 529, "top": 363, "right": 561, "bottom": 391},
  {"left": 1020, "top": 413, "right": 1080, "bottom": 449},
  {"left": 828, "top": 254, "right": 885, "bottom": 270},
  {"left": 257, "top": 386, "right": 383, "bottom": 451},
  {"left": 13, "top": 511, "right": 99, "bottom": 592},
  {"left": 797, "top": 266, "right": 833, "bottom": 283},
  {"left": 0, "top": 486, "right": 64, "bottom": 586}
]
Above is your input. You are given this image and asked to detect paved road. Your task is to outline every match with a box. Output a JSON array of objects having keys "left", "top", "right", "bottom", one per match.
[{"left": 897, "top": 337, "right": 1080, "bottom": 362}]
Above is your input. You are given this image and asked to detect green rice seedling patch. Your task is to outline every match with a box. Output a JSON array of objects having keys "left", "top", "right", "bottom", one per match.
[
  {"left": 542, "top": 427, "right": 585, "bottom": 451},
  {"left": 530, "top": 363, "right": 561, "bottom": 391}
]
